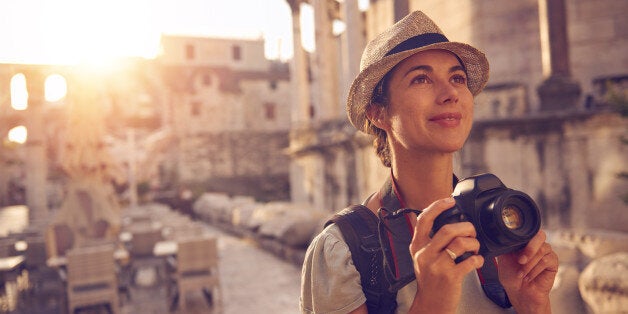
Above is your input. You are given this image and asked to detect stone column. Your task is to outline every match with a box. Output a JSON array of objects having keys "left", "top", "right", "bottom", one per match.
[
  {"left": 341, "top": 0, "right": 365, "bottom": 102},
  {"left": 313, "top": 0, "right": 341, "bottom": 120},
  {"left": 537, "top": 0, "right": 581, "bottom": 111},
  {"left": 23, "top": 69, "right": 48, "bottom": 222},
  {"left": 287, "top": 0, "right": 312, "bottom": 124},
  {"left": 394, "top": 0, "right": 409, "bottom": 22}
]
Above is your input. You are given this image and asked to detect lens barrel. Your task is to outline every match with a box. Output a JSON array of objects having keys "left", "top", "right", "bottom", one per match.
[{"left": 480, "top": 190, "right": 541, "bottom": 254}]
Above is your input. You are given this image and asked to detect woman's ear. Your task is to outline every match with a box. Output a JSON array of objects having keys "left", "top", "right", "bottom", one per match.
[{"left": 366, "top": 105, "right": 388, "bottom": 130}]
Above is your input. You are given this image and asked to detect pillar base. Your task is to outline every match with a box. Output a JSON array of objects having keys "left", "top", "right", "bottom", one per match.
[{"left": 537, "top": 75, "right": 582, "bottom": 111}]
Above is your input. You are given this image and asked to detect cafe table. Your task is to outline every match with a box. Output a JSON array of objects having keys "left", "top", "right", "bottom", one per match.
[
  {"left": 46, "top": 247, "right": 129, "bottom": 268},
  {"left": 0, "top": 255, "right": 25, "bottom": 287},
  {"left": 0, "top": 255, "right": 24, "bottom": 274}
]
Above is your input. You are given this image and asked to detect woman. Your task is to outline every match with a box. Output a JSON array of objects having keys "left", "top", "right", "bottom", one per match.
[{"left": 300, "top": 11, "right": 558, "bottom": 314}]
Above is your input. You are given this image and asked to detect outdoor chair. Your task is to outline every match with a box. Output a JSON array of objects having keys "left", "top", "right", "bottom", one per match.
[
  {"left": 45, "top": 223, "right": 74, "bottom": 258},
  {"left": 129, "top": 227, "right": 164, "bottom": 286},
  {"left": 66, "top": 244, "right": 119, "bottom": 314},
  {"left": 20, "top": 236, "right": 66, "bottom": 312},
  {"left": 168, "top": 236, "right": 222, "bottom": 312}
]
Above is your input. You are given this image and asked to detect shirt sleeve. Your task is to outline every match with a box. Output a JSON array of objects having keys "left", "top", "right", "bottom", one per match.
[{"left": 300, "top": 224, "right": 367, "bottom": 314}]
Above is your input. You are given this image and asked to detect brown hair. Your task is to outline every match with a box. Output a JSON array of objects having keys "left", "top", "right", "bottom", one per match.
[{"left": 365, "top": 73, "right": 393, "bottom": 168}]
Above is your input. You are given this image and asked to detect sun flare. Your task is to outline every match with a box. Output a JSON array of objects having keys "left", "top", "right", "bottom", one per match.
[{"left": 3, "top": 0, "right": 301, "bottom": 65}]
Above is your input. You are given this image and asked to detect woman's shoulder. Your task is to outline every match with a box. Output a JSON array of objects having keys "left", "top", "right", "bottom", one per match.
[{"left": 307, "top": 223, "right": 351, "bottom": 258}]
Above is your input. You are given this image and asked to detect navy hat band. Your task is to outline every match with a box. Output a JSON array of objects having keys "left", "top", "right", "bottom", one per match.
[{"left": 386, "top": 33, "right": 449, "bottom": 56}]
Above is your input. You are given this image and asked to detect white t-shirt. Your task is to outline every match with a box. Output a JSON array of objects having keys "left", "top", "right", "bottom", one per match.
[{"left": 300, "top": 224, "right": 516, "bottom": 314}]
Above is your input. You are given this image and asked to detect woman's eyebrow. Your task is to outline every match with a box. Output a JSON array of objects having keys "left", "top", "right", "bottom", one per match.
[
  {"left": 403, "top": 64, "right": 466, "bottom": 78},
  {"left": 403, "top": 65, "right": 432, "bottom": 78},
  {"left": 450, "top": 65, "right": 466, "bottom": 73}
]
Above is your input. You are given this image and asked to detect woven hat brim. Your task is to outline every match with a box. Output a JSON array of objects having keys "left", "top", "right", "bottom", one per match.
[{"left": 347, "top": 42, "right": 489, "bottom": 133}]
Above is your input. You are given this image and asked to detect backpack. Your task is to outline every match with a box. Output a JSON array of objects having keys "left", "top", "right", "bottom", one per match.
[
  {"left": 326, "top": 202, "right": 512, "bottom": 313},
  {"left": 325, "top": 204, "right": 398, "bottom": 314}
]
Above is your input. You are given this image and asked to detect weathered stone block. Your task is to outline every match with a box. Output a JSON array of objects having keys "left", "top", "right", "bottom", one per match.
[{"left": 578, "top": 252, "right": 628, "bottom": 313}]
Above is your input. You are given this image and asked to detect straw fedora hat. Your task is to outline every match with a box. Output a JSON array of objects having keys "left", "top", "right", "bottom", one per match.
[{"left": 347, "top": 10, "right": 489, "bottom": 133}]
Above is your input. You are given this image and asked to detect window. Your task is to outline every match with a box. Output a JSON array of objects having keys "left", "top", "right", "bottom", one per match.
[
  {"left": 45, "top": 74, "right": 67, "bottom": 102},
  {"left": 202, "top": 74, "right": 212, "bottom": 86},
  {"left": 232, "top": 45, "right": 241, "bottom": 61},
  {"left": 191, "top": 101, "right": 201, "bottom": 116},
  {"left": 10, "top": 73, "right": 28, "bottom": 110},
  {"left": 264, "top": 102, "right": 276, "bottom": 120},
  {"left": 186, "top": 44, "right": 195, "bottom": 60},
  {"left": 7, "top": 126, "right": 27, "bottom": 144}
]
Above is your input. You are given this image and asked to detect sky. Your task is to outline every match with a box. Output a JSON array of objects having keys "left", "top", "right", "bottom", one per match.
[{"left": 0, "top": 0, "right": 297, "bottom": 64}]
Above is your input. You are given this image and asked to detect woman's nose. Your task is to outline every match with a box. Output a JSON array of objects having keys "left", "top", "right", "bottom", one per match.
[{"left": 436, "top": 81, "right": 459, "bottom": 105}]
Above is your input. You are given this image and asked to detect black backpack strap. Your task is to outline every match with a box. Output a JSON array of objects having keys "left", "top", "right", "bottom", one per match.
[{"left": 326, "top": 205, "right": 397, "bottom": 314}]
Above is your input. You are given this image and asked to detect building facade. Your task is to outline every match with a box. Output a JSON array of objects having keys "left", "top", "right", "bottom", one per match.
[
  {"left": 157, "top": 35, "right": 292, "bottom": 201},
  {"left": 0, "top": 34, "right": 294, "bottom": 216}
]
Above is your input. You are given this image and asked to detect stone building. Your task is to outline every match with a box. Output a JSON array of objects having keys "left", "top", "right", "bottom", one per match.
[
  {"left": 157, "top": 35, "right": 292, "bottom": 201},
  {"left": 0, "top": 34, "right": 293, "bottom": 218}
]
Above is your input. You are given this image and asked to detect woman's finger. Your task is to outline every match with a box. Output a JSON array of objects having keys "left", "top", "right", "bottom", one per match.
[
  {"left": 518, "top": 242, "right": 556, "bottom": 280},
  {"left": 517, "top": 230, "right": 547, "bottom": 264},
  {"left": 412, "top": 197, "right": 455, "bottom": 242}
]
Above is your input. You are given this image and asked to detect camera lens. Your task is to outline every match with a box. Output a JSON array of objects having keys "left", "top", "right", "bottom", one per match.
[
  {"left": 480, "top": 190, "right": 541, "bottom": 250},
  {"left": 501, "top": 205, "right": 523, "bottom": 230}
]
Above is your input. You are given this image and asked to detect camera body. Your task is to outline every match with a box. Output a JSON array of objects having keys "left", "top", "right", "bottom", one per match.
[{"left": 432, "top": 173, "right": 541, "bottom": 262}]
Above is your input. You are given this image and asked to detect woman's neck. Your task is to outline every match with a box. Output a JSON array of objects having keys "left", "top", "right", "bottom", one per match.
[{"left": 391, "top": 151, "right": 455, "bottom": 210}]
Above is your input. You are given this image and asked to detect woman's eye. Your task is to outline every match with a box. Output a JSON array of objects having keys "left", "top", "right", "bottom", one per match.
[
  {"left": 452, "top": 74, "right": 467, "bottom": 84},
  {"left": 410, "top": 75, "right": 429, "bottom": 84}
]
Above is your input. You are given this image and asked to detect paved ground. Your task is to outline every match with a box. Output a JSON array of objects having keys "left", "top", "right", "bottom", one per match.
[
  {"left": 0, "top": 205, "right": 303, "bottom": 314},
  {"left": 122, "top": 224, "right": 303, "bottom": 314}
]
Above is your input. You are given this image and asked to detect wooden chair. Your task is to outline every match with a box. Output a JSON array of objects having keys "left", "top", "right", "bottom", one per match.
[
  {"left": 170, "top": 237, "right": 222, "bottom": 312},
  {"left": 129, "top": 227, "right": 164, "bottom": 286},
  {"left": 45, "top": 223, "right": 74, "bottom": 259},
  {"left": 66, "top": 244, "right": 119, "bottom": 314}
]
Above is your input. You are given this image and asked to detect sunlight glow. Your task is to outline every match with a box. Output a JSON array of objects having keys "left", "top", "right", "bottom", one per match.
[
  {"left": 358, "top": 0, "right": 370, "bottom": 11},
  {"left": 10, "top": 74, "right": 28, "bottom": 110},
  {"left": 0, "top": 0, "right": 294, "bottom": 64},
  {"left": 8, "top": 126, "right": 28, "bottom": 144},
  {"left": 300, "top": 3, "right": 315, "bottom": 53},
  {"left": 45, "top": 74, "right": 68, "bottom": 102}
]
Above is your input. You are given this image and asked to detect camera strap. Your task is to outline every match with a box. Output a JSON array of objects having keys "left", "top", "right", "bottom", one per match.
[
  {"left": 377, "top": 178, "right": 417, "bottom": 291},
  {"left": 477, "top": 258, "right": 512, "bottom": 308}
]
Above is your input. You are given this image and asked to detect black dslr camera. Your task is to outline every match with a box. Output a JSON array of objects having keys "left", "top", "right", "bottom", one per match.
[{"left": 432, "top": 173, "right": 541, "bottom": 263}]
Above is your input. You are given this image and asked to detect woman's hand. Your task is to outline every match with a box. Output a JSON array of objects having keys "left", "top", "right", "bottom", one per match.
[
  {"left": 497, "top": 230, "right": 558, "bottom": 314},
  {"left": 407, "top": 197, "right": 485, "bottom": 314}
]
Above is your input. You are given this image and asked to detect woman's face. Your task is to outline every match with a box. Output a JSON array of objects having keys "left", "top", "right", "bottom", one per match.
[{"left": 375, "top": 49, "right": 474, "bottom": 156}]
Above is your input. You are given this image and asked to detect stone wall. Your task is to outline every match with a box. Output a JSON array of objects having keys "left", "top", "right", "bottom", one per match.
[
  {"left": 461, "top": 111, "right": 627, "bottom": 233},
  {"left": 176, "top": 130, "right": 291, "bottom": 201}
]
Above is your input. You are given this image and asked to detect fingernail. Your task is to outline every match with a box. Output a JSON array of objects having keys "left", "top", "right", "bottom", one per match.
[
  {"left": 444, "top": 197, "right": 455, "bottom": 204},
  {"left": 518, "top": 256, "right": 528, "bottom": 264}
]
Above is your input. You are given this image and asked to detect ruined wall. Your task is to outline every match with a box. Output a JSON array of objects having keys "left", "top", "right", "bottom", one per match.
[
  {"left": 176, "top": 130, "right": 290, "bottom": 201},
  {"left": 461, "top": 112, "right": 627, "bottom": 233}
]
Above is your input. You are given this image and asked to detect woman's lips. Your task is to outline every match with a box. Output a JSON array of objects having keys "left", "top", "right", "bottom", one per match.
[{"left": 429, "top": 112, "right": 462, "bottom": 127}]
